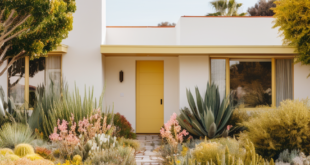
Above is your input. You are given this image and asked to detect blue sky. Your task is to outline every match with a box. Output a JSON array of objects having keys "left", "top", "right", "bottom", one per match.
[{"left": 106, "top": 0, "right": 260, "bottom": 26}]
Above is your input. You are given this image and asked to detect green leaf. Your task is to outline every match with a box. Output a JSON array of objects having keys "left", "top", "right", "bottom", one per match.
[
  {"left": 205, "top": 108, "right": 215, "bottom": 132},
  {"left": 208, "top": 122, "right": 217, "bottom": 138}
]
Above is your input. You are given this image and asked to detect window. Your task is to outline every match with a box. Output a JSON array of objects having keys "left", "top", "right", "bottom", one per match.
[
  {"left": 8, "top": 56, "right": 62, "bottom": 108},
  {"left": 8, "top": 58, "right": 26, "bottom": 106},
  {"left": 211, "top": 58, "right": 293, "bottom": 109},
  {"left": 230, "top": 59, "right": 271, "bottom": 108}
]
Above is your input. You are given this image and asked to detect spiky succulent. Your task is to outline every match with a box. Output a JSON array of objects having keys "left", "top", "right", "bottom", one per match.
[
  {"left": 0, "top": 123, "right": 35, "bottom": 149},
  {"left": 177, "top": 83, "right": 234, "bottom": 138}
]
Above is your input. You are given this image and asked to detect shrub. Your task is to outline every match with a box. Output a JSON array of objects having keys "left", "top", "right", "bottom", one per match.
[
  {"left": 118, "top": 137, "right": 140, "bottom": 151},
  {"left": 14, "top": 143, "right": 35, "bottom": 157},
  {"left": 177, "top": 83, "right": 234, "bottom": 139},
  {"left": 239, "top": 100, "right": 310, "bottom": 159},
  {"left": 25, "top": 154, "right": 43, "bottom": 161},
  {"left": 0, "top": 148, "right": 14, "bottom": 155},
  {"left": 105, "top": 112, "right": 136, "bottom": 139},
  {"left": 0, "top": 123, "right": 36, "bottom": 149},
  {"left": 273, "top": 0, "right": 310, "bottom": 70},
  {"left": 85, "top": 146, "right": 136, "bottom": 165},
  {"left": 190, "top": 138, "right": 272, "bottom": 165}
]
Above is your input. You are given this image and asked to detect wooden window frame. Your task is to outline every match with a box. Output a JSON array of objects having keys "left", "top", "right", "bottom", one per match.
[{"left": 210, "top": 57, "right": 294, "bottom": 110}]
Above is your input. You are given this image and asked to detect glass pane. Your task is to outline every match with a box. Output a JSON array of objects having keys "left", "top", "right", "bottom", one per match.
[
  {"left": 276, "top": 59, "right": 293, "bottom": 106},
  {"left": 29, "top": 58, "right": 46, "bottom": 108},
  {"left": 230, "top": 60, "right": 272, "bottom": 108},
  {"left": 211, "top": 59, "right": 226, "bottom": 102},
  {"left": 8, "top": 58, "right": 25, "bottom": 106},
  {"left": 46, "top": 56, "right": 61, "bottom": 93}
]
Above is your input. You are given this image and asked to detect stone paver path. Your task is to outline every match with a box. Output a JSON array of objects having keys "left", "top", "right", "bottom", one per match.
[{"left": 135, "top": 134, "right": 163, "bottom": 165}]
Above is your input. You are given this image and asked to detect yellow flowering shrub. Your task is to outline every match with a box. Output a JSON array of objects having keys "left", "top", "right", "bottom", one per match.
[
  {"left": 273, "top": 0, "right": 310, "bottom": 68},
  {"left": 239, "top": 100, "right": 310, "bottom": 159}
]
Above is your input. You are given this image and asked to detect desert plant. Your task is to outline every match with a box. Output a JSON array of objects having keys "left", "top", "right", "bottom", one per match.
[
  {"left": 0, "top": 148, "right": 14, "bottom": 155},
  {"left": 277, "top": 149, "right": 300, "bottom": 164},
  {"left": 0, "top": 156, "right": 54, "bottom": 165},
  {"left": 49, "top": 111, "right": 115, "bottom": 160},
  {"left": 106, "top": 112, "right": 136, "bottom": 139},
  {"left": 14, "top": 143, "right": 35, "bottom": 157},
  {"left": 177, "top": 83, "right": 234, "bottom": 139},
  {"left": 35, "top": 147, "right": 54, "bottom": 160},
  {"left": 25, "top": 154, "right": 43, "bottom": 161},
  {"left": 0, "top": 123, "right": 36, "bottom": 149},
  {"left": 118, "top": 137, "right": 140, "bottom": 151},
  {"left": 72, "top": 155, "right": 82, "bottom": 164},
  {"left": 84, "top": 146, "right": 136, "bottom": 165},
  {"left": 239, "top": 100, "right": 310, "bottom": 159},
  {"left": 189, "top": 138, "right": 272, "bottom": 165},
  {"left": 29, "top": 82, "right": 105, "bottom": 139}
]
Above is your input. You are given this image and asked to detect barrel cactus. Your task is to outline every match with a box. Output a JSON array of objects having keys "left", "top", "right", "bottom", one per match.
[
  {"left": 0, "top": 148, "right": 14, "bottom": 155},
  {"left": 25, "top": 154, "right": 44, "bottom": 160},
  {"left": 7, "top": 154, "right": 20, "bottom": 161},
  {"left": 177, "top": 83, "right": 234, "bottom": 138},
  {"left": 14, "top": 143, "right": 35, "bottom": 157}
]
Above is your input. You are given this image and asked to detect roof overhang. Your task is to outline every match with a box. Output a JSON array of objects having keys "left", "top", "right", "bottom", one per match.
[
  {"left": 48, "top": 44, "right": 68, "bottom": 54},
  {"left": 100, "top": 45, "right": 296, "bottom": 57}
]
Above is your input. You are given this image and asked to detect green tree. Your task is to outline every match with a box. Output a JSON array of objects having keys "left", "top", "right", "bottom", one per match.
[
  {"left": 248, "top": 0, "right": 276, "bottom": 16},
  {"left": 273, "top": 0, "right": 310, "bottom": 76},
  {"left": 207, "top": 0, "right": 247, "bottom": 16},
  {"left": 0, "top": 0, "right": 76, "bottom": 77}
]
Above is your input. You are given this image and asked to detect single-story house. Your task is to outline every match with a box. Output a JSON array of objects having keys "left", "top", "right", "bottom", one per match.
[{"left": 1, "top": 0, "right": 310, "bottom": 133}]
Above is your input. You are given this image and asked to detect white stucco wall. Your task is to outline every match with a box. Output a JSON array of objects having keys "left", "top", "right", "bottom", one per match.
[
  {"left": 0, "top": 60, "right": 8, "bottom": 100},
  {"left": 177, "top": 17, "right": 282, "bottom": 45},
  {"left": 179, "top": 56, "right": 210, "bottom": 109},
  {"left": 61, "top": 0, "right": 103, "bottom": 100},
  {"left": 106, "top": 28, "right": 176, "bottom": 45},
  {"left": 104, "top": 57, "right": 179, "bottom": 132},
  {"left": 294, "top": 62, "right": 310, "bottom": 100},
  {"left": 106, "top": 17, "right": 283, "bottom": 46}
]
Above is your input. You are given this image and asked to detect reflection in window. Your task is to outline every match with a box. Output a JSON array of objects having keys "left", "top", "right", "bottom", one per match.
[
  {"left": 8, "top": 58, "right": 25, "bottom": 106},
  {"left": 8, "top": 56, "right": 61, "bottom": 108},
  {"left": 46, "top": 56, "right": 61, "bottom": 94},
  {"left": 211, "top": 59, "right": 226, "bottom": 101},
  {"left": 29, "top": 56, "right": 61, "bottom": 108},
  {"left": 29, "top": 58, "right": 46, "bottom": 108},
  {"left": 230, "top": 60, "right": 272, "bottom": 108}
]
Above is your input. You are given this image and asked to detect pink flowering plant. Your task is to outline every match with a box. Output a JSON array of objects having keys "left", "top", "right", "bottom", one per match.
[
  {"left": 49, "top": 109, "right": 115, "bottom": 160},
  {"left": 160, "top": 113, "right": 189, "bottom": 152}
]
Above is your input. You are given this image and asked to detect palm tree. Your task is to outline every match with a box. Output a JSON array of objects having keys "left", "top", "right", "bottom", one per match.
[{"left": 207, "top": 0, "right": 247, "bottom": 16}]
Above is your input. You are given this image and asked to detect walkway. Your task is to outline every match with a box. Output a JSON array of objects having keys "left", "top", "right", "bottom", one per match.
[{"left": 135, "top": 134, "right": 163, "bottom": 165}]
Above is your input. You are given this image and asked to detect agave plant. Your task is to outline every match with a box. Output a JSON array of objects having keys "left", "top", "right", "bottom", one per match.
[
  {"left": 177, "top": 83, "right": 234, "bottom": 138},
  {"left": 0, "top": 86, "right": 30, "bottom": 127}
]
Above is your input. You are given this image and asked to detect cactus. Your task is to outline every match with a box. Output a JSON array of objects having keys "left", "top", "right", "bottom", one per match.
[
  {"left": 14, "top": 143, "right": 35, "bottom": 157},
  {"left": 73, "top": 155, "right": 82, "bottom": 163},
  {"left": 0, "top": 148, "right": 14, "bottom": 155},
  {"left": 25, "top": 154, "right": 44, "bottom": 160},
  {"left": 7, "top": 154, "right": 20, "bottom": 161}
]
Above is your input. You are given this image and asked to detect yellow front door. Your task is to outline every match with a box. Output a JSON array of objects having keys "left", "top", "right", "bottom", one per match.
[{"left": 136, "top": 61, "right": 164, "bottom": 133}]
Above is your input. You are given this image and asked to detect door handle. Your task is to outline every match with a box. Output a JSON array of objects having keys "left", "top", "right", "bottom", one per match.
[{"left": 161, "top": 99, "right": 163, "bottom": 105}]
